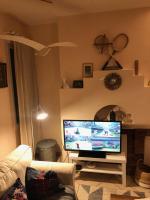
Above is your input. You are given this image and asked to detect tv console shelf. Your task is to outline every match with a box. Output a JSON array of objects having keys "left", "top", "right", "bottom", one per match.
[{"left": 69, "top": 152, "right": 127, "bottom": 186}]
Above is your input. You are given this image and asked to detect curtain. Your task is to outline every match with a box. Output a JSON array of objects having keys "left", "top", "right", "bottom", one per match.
[{"left": 14, "top": 43, "right": 39, "bottom": 151}]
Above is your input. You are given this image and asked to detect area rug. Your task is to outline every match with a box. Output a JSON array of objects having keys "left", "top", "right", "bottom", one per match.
[{"left": 76, "top": 184, "right": 150, "bottom": 200}]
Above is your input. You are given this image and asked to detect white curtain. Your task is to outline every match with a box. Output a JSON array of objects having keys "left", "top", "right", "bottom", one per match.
[{"left": 14, "top": 43, "right": 39, "bottom": 150}]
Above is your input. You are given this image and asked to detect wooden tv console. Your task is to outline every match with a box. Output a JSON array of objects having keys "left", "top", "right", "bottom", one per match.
[{"left": 69, "top": 152, "right": 127, "bottom": 186}]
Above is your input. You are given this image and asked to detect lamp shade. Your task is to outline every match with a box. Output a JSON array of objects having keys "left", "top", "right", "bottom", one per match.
[{"left": 36, "top": 110, "right": 48, "bottom": 120}]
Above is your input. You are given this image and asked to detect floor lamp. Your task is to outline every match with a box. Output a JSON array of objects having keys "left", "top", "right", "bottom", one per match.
[{"left": 31, "top": 106, "right": 48, "bottom": 158}]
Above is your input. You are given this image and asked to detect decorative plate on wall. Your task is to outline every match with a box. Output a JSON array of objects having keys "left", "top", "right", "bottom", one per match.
[
  {"left": 94, "top": 105, "right": 126, "bottom": 122},
  {"left": 94, "top": 105, "right": 117, "bottom": 121},
  {"left": 104, "top": 73, "right": 122, "bottom": 90}
]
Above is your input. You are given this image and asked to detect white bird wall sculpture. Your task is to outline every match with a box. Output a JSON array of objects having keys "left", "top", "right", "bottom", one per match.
[{"left": 0, "top": 34, "right": 77, "bottom": 56}]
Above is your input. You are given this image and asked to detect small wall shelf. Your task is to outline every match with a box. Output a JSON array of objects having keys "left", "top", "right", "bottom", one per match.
[{"left": 80, "top": 162, "right": 122, "bottom": 174}]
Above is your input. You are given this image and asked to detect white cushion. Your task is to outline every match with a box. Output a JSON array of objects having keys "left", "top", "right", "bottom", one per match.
[
  {"left": 0, "top": 162, "right": 18, "bottom": 197},
  {"left": 0, "top": 145, "right": 32, "bottom": 197}
]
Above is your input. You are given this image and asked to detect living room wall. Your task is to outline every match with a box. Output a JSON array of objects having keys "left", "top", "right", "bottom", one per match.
[
  {"left": 58, "top": 8, "right": 150, "bottom": 86},
  {"left": 29, "top": 23, "right": 62, "bottom": 150},
  {"left": 57, "top": 8, "right": 150, "bottom": 157},
  {"left": 0, "top": 14, "right": 28, "bottom": 159},
  {"left": 28, "top": 8, "right": 150, "bottom": 156}
]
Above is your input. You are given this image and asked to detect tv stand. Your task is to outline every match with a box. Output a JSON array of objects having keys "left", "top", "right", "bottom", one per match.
[
  {"left": 79, "top": 151, "right": 106, "bottom": 158},
  {"left": 69, "top": 152, "right": 126, "bottom": 186}
]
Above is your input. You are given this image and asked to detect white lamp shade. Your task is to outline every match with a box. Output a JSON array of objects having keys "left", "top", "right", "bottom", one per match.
[{"left": 36, "top": 111, "right": 48, "bottom": 120}]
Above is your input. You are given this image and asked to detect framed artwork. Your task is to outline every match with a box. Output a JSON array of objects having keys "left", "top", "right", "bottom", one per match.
[
  {"left": 82, "top": 63, "right": 93, "bottom": 78},
  {"left": 0, "top": 63, "right": 7, "bottom": 88},
  {"left": 73, "top": 80, "right": 83, "bottom": 88}
]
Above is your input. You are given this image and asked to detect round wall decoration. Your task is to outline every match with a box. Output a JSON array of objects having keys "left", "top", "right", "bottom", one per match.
[{"left": 104, "top": 73, "right": 122, "bottom": 90}]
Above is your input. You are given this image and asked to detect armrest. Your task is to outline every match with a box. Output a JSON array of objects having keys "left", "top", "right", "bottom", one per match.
[{"left": 31, "top": 160, "right": 75, "bottom": 186}]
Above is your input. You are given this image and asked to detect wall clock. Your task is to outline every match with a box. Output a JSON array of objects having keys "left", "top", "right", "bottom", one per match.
[{"left": 104, "top": 73, "right": 122, "bottom": 90}]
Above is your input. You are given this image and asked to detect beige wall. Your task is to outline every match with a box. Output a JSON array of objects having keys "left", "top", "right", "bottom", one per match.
[
  {"left": 28, "top": 8, "right": 150, "bottom": 156},
  {"left": 60, "top": 70, "right": 150, "bottom": 124},
  {"left": 0, "top": 14, "right": 28, "bottom": 159},
  {"left": 57, "top": 8, "right": 150, "bottom": 157},
  {"left": 58, "top": 8, "right": 150, "bottom": 86},
  {"left": 0, "top": 8, "right": 148, "bottom": 158},
  {"left": 29, "top": 24, "right": 62, "bottom": 150}
]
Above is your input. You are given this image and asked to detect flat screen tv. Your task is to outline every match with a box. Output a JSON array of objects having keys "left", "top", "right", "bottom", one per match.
[{"left": 63, "top": 120, "right": 121, "bottom": 158}]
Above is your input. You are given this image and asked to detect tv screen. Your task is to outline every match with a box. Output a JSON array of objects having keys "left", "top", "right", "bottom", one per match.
[{"left": 63, "top": 120, "right": 121, "bottom": 153}]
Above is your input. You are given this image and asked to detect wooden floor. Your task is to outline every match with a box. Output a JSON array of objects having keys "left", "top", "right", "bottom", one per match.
[{"left": 75, "top": 173, "right": 150, "bottom": 200}]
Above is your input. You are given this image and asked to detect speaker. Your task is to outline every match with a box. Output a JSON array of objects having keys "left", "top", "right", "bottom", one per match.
[{"left": 73, "top": 80, "right": 83, "bottom": 88}]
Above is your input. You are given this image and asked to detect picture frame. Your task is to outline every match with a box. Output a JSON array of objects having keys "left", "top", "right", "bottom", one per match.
[
  {"left": 82, "top": 63, "right": 93, "bottom": 78},
  {"left": 73, "top": 80, "right": 83, "bottom": 88},
  {"left": 0, "top": 63, "right": 7, "bottom": 88}
]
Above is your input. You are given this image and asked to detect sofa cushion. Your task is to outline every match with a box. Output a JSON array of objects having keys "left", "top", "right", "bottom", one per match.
[
  {"left": 5, "top": 145, "right": 32, "bottom": 185},
  {"left": 25, "top": 167, "right": 63, "bottom": 200},
  {"left": 0, "top": 163, "right": 18, "bottom": 198},
  {"left": 0, "top": 145, "right": 32, "bottom": 197},
  {"left": 1, "top": 178, "right": 27, "bottom": 200}
]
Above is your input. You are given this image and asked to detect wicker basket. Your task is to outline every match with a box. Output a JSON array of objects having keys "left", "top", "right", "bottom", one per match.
[{"left": 135, "top": 159, "right": 150, "bottom": 188}]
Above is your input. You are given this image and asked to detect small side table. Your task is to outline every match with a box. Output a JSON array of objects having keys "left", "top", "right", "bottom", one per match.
[{"left": 69, "top": 152, "right": 127, "bottom": 186}]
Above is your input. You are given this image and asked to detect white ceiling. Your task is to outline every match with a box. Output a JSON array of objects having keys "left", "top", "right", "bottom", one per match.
[{"left": 0, "top": 0, "right": 150, "bottom": 25}]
